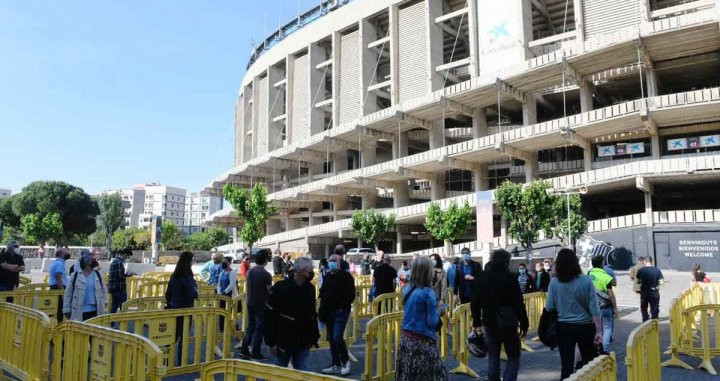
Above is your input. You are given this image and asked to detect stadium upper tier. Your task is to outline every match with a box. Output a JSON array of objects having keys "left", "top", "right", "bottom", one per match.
[{"left": 208, "top": 0, "right": 720, "bottom": 255}]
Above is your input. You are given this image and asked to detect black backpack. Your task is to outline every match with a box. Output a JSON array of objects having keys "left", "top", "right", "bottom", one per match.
[{"left": 538, "top": 308, "right": 558, "bottom": 350}]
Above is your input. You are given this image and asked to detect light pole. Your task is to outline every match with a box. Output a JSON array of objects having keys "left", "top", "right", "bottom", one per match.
[{"left": 547, "top": 186, "right": 587, "bottom": 246}]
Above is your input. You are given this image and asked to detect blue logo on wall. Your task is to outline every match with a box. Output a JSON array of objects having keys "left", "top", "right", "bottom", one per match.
[
  {"left": 672, "top": 140, "right": 684, "bottom": 148},
  {"left": 629, "top": 144, "right": 641, "bottom": 152},
  {"left": 489, "top": 21, "right": 509, "bottom": 42}
]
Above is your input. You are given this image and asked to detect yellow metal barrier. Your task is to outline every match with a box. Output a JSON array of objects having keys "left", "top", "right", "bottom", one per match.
[
  {"left": 126, "top": 276, "right": 148, "bottom": 299},
  {"left": 449, "top": 303, "right": 479, "bottom": 378},
  {"left": 355, "top": 284, "right": 373, "bottom": 318},
  {"left": 361, "top": 311, "right": 403, "bottom": 381},
  {"left": 701, "top": 282, "right": 720, "bottom": 304},
  {"left": 52, "top": 320, "right": 166, "bottom": 381},
  {"left": 662, "top": 284, "right": 705, "bottom": 369},
  {"left": 16, "top": 283, "right": 51, "bottom": 292},
  {"left": 0, "top": 303, "right": 54, "bottom": 381},
  {"left": 355, "top": 274, "right": 372, "bottom": 286},
  {"left": 676, "top": 304, "right": 720, "bottom": 375},
  {"left": 138, "top": 280, "right": 168, "bottom": 298},
  {"left": 372, "top": 292, "right": 401, "bottom": 315},
  {"left": 521, "top": 291, "right": 546, "bottom": 351},
  {"left": 18, "top": 275, "right": 31, "bottom": 286},
  {"left": 0, "top": 289, "right": 65, "bottom": 321},
  {"left": 200, "top": 359, "right": 352, "bottom": 380},
  {"left": 565, "top": 353, "right": 617, "bottom": 381},
  {"left": 87, "top": 307, "right": 232, "bottom": 376},
  {"left": 446, "top": 287, "right": 458, "bottom": 318},
  {"left": 625, "top": 319, "right": 661, "bottom": 381}
]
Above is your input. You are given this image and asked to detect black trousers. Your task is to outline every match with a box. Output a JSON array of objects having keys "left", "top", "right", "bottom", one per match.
[
  {"left": 640, "top": 290, "right": 660, "bottom": 321},
  {"left": 556, "top": 322, "right": 598, "bottom": 380}
]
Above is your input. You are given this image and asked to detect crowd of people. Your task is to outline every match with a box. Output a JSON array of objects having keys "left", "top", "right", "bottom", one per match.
[{"left": 0, "top": 239, "right": 676, "bottom": 380}]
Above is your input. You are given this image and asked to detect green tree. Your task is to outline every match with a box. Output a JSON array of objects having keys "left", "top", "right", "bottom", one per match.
[
  {"left": 133, "top": 228, "right": 151, "bottom": 250},
  {"left": 206, "top": 226, "right": 230, "bottom": 248},
  {"left": 161, "top": 220, "right": 183, "bottom": 250},
  {"left": 97, "top": 193, "right": 125, "bottom": 249},
  {"left": 350, "top": 209, "right": 395, "bottom": 250},
  {"left": 223, "top": 183, "right": 276, "bottom": 252},
  {"left": 110, "top": 227, "right": 151, "bottom": 252},
  {"left": 496, "top": 180, "right": 587, "bottom": 262},
  {"left": 21, "top": 212, "right": 63, "bottom": 246},
  {"left": 3, "top": 181, "right": 99, "bottom": 245},
  {"left": 424, "top": 200, "right": 474, "bottom": 256}
]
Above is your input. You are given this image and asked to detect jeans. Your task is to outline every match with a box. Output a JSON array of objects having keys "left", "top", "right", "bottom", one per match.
[
  {"left": 556, "top": 322, "right": 598, "bottom": 380},
  {"left": 484, "top": 325, "right": 520, "bottom": 381},
  {"left": 241, "top": 304, "right": 266, "bottom": 355},
  {"left": 640, "top": 291, "right": 660, "bottom": 321},
  {"left": 0, "top": 285, "right": 14, "bottom": 302},
  {"left": 276, "top": 346, "right": 310, "bottom": 370},
  {"left": 110, "top": 290, "right": 127, "bottom": 314},
  {"left": 600, "top": 308, "right": 614, "bottom": 352},
  {"left": 326, "top": 308, "right": 350, "bottom": 366},
  {"left": 82, "top": 310, "right": 97, "bottom": 321}
]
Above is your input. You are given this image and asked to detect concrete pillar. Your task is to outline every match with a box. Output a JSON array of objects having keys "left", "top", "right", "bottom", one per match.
[
  {"left": 285, "top": 54, "right": 295, "bottom": 144},
  {"left": 396, "top": 231, "right": 403, "bottom": 255},
  {"left": 361, "top": 189, "right": 377, "bottom": 210},
  {"left": 573, "top": 0, "right": 586, "bottom": 52},
  {"left": 426, "top": 0, "right": 444, "bottom": 92},
  {"left": 429, "top": 121, "right": 444, "bottom": 149},
  {"left": 430, "top": 172, "right": 447, "bottom": 200},
  {"left": 644, "top": 191, "right": 654, "bottom": 227},
  {"left": 472, "top": 108, "right": 488, "bottom": 139},
  {"left": 389, "top": 4, "right": 399, "bottom": 105},
  {"left": 393, "top": 180, "right": 410, "bottom": 208},
  {"left": 525, "top": 153, "right": 539, "bottom": 183},
  {"left": 309, "top": 203, "right": 323, "bottom": 226},
  {"left": 334, "top": 195, "right": 348, "bottom": 221},
  {"left": 517, "top": 0, "right": 534, "bottom": 61},
  {"left": 360, "top": 18, "right": 378, "bottom": 115},
  {"left": 324, "top": 244, "right": 331, "bottom": 258},
  {"left": 522, "top": 95, "right": 538, "bottom": 126},
  {"left": 474, "top": 163, "right": 489, "bottom": 191},
  {"left": 500, "top": 216, "right": 508, "bottom": 248},
  {"left": 583, "top": 147, "right": 593, "bottom": 172},
  {"left": 467, "top": 0, "right": 480, "bottom": 77},
  {"left": 651, "top": 135, "right": 661, "bottom": 159},
  {"left": 309, "top": 161, "right": 323, "bottom": 183},
  {"left": 646, "top": 68, "right": 659, "bottom": 97},
  {"left": 267, "top": 65, "right": 285, "bottom": 152},
  {"left": 393, "top": 132, "right": 409, "bottom": 159},
  {"left": 360, "top": 143, "right": 377, "bottom": 167},
  {"left": 286, "top": 216, "right": 300, "bottom": 231},
  {"left": 333, "top": 150, "right": 349, "bottom": 174},
  {"left": 331, "top": 31, "right": 340, "bottom": 129},
  {"left": 579, "top": 85, "right": 594, "bottom": 113},
  {"left": 267, "top": 219, "right": 281, "bottom": 235},
  {"left": 308, "top": 43, "right": 327, "bottom": 135}
]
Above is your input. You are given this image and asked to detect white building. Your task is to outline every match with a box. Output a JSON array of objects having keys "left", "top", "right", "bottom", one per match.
[
  {"left": 184, "top": 192, "right": 224, "bottom": 234},
  {"left": 205, "top": 0, "right": 720, "bottom": 269},
  {"left": 0, "top": 188, "right": 10, "bottom": 199},
  {"left": 138, "top": 184, "right": 187, "bottom": 229}
]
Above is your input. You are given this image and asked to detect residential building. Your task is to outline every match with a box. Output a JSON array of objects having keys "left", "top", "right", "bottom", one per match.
[
  {"left": 184, "top": 192, "right": 224, "bottom": 234},
  {"left": 139, "top": 184, "right": 187, "bottom": 229},
  {"left": 205, "top": 0, "right": 720, "bottom": 272},
  {"left": 0, "top": 188, "right": 10, "bottom": 199}
]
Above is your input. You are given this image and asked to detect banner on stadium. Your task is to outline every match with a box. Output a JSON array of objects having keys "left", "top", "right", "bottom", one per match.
[
  {"left": 597, "top": 142, "right": 645, "bottom": 157},
  {"left": 477, "top": 0, "right": 524, "bottom": 75},
  {"left": 668, "top": 135, "right": 720, "bottom": 150},
  {"left": 476, "top": 191, "right": 493, "bottom": 244}
]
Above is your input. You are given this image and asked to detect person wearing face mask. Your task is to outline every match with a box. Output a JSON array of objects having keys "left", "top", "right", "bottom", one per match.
[
  {"left": 454, "top": 248, "right": 482, "bottom": 304},
  {"left": 0, "top": 241, "right": 26, "bottom": 293},
  {"left": 516, "top": 263, "right": 534, "bottom": 294},
  {"left": 48, "top": 247, "right": 71, "bottom": 321},
  {"left": 107, "top": 249, "right": 136, "bottom": 314},
  {"left": 63, "top": 250, "right": 107, "bottom": 321},
  {"left": 238, "top": 250, "right": 272, "bottom": 359},
  {"left": 214, "top": 257, "right": 238, "bottom": 357},
  {"left": 264, "top": 257, "right": 320, "bottom": 371},
  {"left": 319, "top": 254, "right": 356, "bottom": 376},
  {"left": 533, "top": 259, "right": 552, "bottom": 292}
]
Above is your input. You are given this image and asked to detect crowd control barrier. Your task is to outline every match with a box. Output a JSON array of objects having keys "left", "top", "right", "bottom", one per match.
[
  {"left": 662, "top": 284, "right": 706, "bottom": 370},
  {"left": 0, "top": 289, "right": 65, "bottom": 321},
  {"left": 522, "top": 291, "right": 546, "bottom": 351},
  {"left": 19, "top": 275, "right": 31, "bottom": 286},
  {"left": 87, "top": 307, "right": 232, "bottom": 376},
  {"left": 372, "top": 292, "right": 401, "bottom": 315},
  {"left": 0, "top": 303, "right": 54, "bottom": 381},
  {"left": 137, "top": 280, "right": 168, "bottom": 298},
  {"left": 625, "top": 319, "right": 661, "bottom": 381},
  {"left": 361, "top": 311, "right": 403, "bottom": 381},
  {"left": 16, "top": 283, "right": 51, "bottom": 292},
  {"left": 355, "top": 284, "right": 373, "bottom": 318},
  {"left": 200, "top": 359, "right": 353, "bottom": 380},
  {"left": 675, "top": 304, "right": 720, "bottom": 375},
  {"left": 355, "top": 275, "right": 372, "bottom": 286},
  {"left": 565, "top": 353, "right": 617, "bottom": 381},
  {"left": 449, "top": 303, "right": 479, "bottom": 378},
  {"left": 52, "top": 320, "right": 166, "bottom": 381}
]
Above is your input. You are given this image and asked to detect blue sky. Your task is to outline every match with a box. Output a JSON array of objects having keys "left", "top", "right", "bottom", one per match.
[{"left": 1, "top": 0, "right": 321, "bottom": 195}]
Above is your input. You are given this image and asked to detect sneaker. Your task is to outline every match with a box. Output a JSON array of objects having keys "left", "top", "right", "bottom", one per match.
[
  {"left": 341, "top": 361, "right": 351, "bottom": 376},
  {"left": 238, "top": 348, "right": 252, "bottom": 359},
  {"left": 234, "top": 342, "right": 244, "bottom": 350},
  {"left": 251, "top": 352, "right": 267, "bottom": 361},
  {"left": 214, "top": 345, "right": 224, "bottom": 358},
  {"left": 322, "top": 365, "right": 340, "bottom": 374}
]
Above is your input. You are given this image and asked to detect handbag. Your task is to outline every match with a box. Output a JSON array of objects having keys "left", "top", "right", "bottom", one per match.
[
  {"left": 703, "top": 276, "right": 712, "bottom": 283},
  {"left": 538, "top": 308, "right": 558, "bottom": 350}
]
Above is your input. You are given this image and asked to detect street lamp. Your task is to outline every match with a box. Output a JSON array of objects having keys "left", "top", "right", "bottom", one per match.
[{"left": 547, "top": 186, "right": 588, "bottom": 246}]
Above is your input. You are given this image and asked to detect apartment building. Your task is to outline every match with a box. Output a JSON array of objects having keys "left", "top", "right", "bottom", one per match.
[
  {"left": 0, "top": 188, "right": 10, "bottom": 199},
  {"left": 205, "top": 0, "right": 720, "bottom": 271},
  {"left": 184, "top": 192, "right": 224, "bottom": 234},
  {"left": 138, "top": 184, "right": 187, "bottom": 229}
]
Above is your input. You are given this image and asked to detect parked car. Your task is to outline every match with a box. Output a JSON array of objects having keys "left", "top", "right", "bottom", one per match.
[{"left": 347, "top": 248, "right": 375, "bottom": 256}]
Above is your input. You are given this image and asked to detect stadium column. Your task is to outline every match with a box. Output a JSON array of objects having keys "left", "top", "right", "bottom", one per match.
[
  {"left": 360, "top": 17, "right": 378, "bottom": 115},
  {"left": 393, "top": 181, "right": 409, "bottom": 208},
  {"left": 472, "top": 108, "right": 489, "bottom": 191},
  {"left": 331, "top": 31, "right": 340, "bottom": 129},
  {"left": 396, "top": 231, "right": 403, "bottom": 255},
  {"left": 267, "top": 64, "right": 285, "bottom": 152},
  {"left": 308, "top": 42, "right": 326, "bottom": 136},
  {"left": 645, "top": 66, "right": 661, "bottom": 160},
  {"left": 425, "top": 0, "right": 444, "bottom": 93},
  {"left": 573, "top": 0, "right": 586, "bottom": 53},
  {"left": 285, "top": 216, "right": 300, "bottom": 231},
  {"left": 266, "top": 219, "right": 281, "bottom": 235},
  {"left": 523, "top": 95, "right": 539, "bottom": 182},
  {"left": 334, "top": 195, "right": 347, "bottom": 222},
  {"left": 389, "top": 3, "right": 399, "bottom": 105},
  {"left": 360, "top": 143, "right": 377, "bottom": 167},
  {"left": 392, "top": 132, "right": 409, "bottom": 159},
  {"left": 430, "top": 120, "right": 447, "bottom": 200},
  {"left": 467, "top": 0, "right": 480, "bottom": 77},
  {"left": 580, "top": 85, "right": 594, "bottom": 171},
  {"left": 285, "top": 54, "right": 295, "bottom": 145},
  {"left": 333, "top": 150, "right": 349, "bottom": 174},
  {"left": 361, "top": 188, "right": 377, "bottom": 210}
]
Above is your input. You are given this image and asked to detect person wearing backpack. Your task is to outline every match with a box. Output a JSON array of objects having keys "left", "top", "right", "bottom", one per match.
[
  {"left": 588, "top": 255, "right": 617, "bottom": 353},
  {"left": 63, "top": 250, "right": 107, "bottom": 321},
  {"left": 471, "top": 249, "right": 528, "bottom": 381}
]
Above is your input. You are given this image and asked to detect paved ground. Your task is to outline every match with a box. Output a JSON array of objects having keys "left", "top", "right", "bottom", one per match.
[{"left": 163, "top": 269, "right": 718, "bottom": 381}]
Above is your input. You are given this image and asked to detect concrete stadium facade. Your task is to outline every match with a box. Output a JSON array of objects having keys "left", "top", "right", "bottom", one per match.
[{"left": 206, "top": 0, "right": 720, "bottom": 271}]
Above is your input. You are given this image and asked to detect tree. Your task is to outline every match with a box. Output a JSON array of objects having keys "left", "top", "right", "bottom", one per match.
[
  {"left": 132, "top": 228, "right": 151, "bottom": 250},
  {"left": 21, "top": 212, "right": 63, "bottom": 246},
  {"left": 206, "top": 226, "right": 230, "bottom": 248},
  {"left": 161, "top": 220, "right": 183, "bottom": 251},
  {"left": 496, "top": 180, "right": 588, "bottom": 262},
  {"left": 424, "top": 200, "right": 474, "bottom": 256},
  {"left": 181, "top": 227, "right": 230, "bottom": 251},
  {"left": 223, "top": 183, "right": 276, "bottom": 252},
  {"left": 350, "top": 209, "right": 395, "bottom": 250},
  {"left": 97, "top": 193, "right": 125, "bottom": 249},
  {"left": 111, "top": 228, "right": 136, "bottom": 252},
  {"left": 3, "top": 181, "right": 99, "bottom": 245}
]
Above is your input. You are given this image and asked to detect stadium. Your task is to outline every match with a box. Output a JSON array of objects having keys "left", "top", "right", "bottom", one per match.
[{"left": 205, "top": 0, "right": 720, "bottom": 272}]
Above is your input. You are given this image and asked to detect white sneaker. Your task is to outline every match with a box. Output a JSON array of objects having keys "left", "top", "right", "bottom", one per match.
[
  {"left": 341, "top": 361, "right": 351, "bottom": 376},
  {"left": 322, "top": 365, "right": 340, "bottom": 374},
  {"left": 214, "top": 345, "right": 224, "bottom": 358}
]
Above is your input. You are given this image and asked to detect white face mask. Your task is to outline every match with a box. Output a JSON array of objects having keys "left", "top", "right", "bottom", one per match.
[
  {"left": 12, "top": 248, "right": 21, "bottom": 255},
  {"left": 543, "top": 265, "right": 551, "bottom": 271}
]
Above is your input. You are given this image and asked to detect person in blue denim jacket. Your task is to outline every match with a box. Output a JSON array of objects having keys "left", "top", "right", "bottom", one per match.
[{"left": 395, "top": 256, "right": 448, "bottom": 381}]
